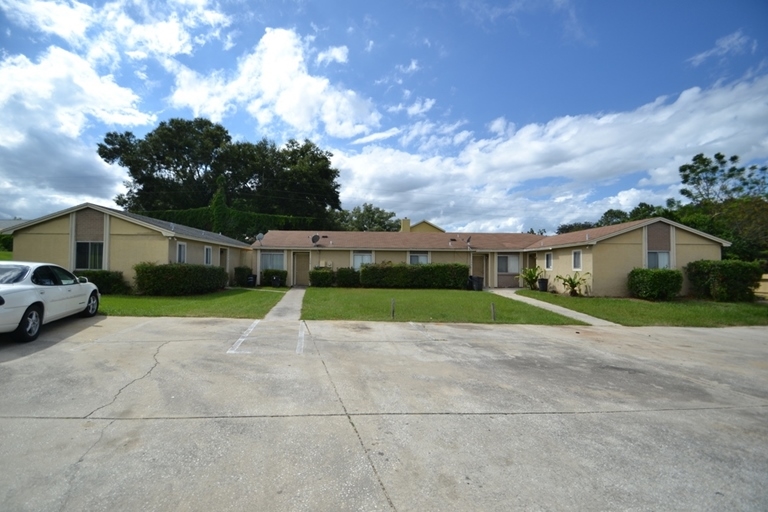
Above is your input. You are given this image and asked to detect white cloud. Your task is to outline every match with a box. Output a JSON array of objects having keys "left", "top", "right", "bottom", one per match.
[
  {"left": 334, "top": 75, "right": 768, "bottom": 232},
  {"left": 365, "top": 40, "right": 374, "bottom": 52},
  {"left": 316, "top": 45, "right": 348, "bottom": 65},
  {"left": 0, "top": 0, "right": 94, "bottom": 44},
  {"left": 397, "top": 59, "right": 419, "bottom": 73},
  {"left": 688, "top": 30, "right": 755, "bottom": 67},
  {"left": 169, "top": 28, "right": 381, "bottom": 138},
  {"left": 352, "top": 128, "right": 402, "bottom": 145}
]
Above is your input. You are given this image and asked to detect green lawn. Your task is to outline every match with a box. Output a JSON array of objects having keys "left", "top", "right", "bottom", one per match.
[
  {"left": 100, "top": 288, "right": 286, "bottom": 318},
  {"left": 0, "top": 251, "right": 12, "bottom": 261},
  {"left": 301, "top": 288, "right": 584, "bottom": 324},
  {"left": 517, "top": 289, "right": 768, "bottom": 327}
]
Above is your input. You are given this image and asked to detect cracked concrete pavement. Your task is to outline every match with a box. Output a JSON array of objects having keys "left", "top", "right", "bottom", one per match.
[{"left": 0, "top": 314, "right": 767, "bottom": 511}]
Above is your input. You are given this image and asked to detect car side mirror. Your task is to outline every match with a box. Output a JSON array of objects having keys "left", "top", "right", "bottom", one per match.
[{"left": 78, "top": 277, "right": 89, "bottom": 283}]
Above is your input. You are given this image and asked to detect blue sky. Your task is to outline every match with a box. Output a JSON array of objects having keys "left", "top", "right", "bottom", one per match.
[{"left": 1, "top": 0, "right": 767, "bottom": 233}]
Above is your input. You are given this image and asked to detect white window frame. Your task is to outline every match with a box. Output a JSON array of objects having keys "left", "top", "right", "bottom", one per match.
[
  {"left": 75, "top": 241, "right": 104, "bottom": 270},
  {"left": 352, "top": 251, "right": 373, "bottom": 270},
  {"left": 177, "top": 242, "right": 187, "bottom": 263},
  {"left": 204, "top": 246, "right": 213, "bottom": 266},
  {"left": 647, "top": 251, "right": 670, "bottom": 269},
  {"left": 409, "top": 251, "right": 428, "bottom": 265},
  {"left": 497, "top": 254, "right": 519, "bottom": 274},
  {"left": 572, "top": 250, "right": 582, "bottom": 271},
  {"left": 544, "top": 252, "right": 553, "bottom": 270},
  {"left": 261, "top": 251, "right": 285, "bottom": 270}
]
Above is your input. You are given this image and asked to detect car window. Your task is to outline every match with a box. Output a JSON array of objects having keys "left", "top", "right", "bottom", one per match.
[
  {"left": 31, "top": 266, "right": 58, "bottom": 286},
  {"left": 50, "top": 266, "right": 78, "bottom": 286},
  {"left": 0, "top": 265, "right": 30, "bottom": 284}
]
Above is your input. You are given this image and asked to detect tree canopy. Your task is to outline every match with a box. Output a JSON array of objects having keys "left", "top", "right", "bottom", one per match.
[
  {"left": 331, "top": 203, "right": 400, "bottom": 231},
  {"left": 98, "top": 118, "right": 341, "bottom": 228},
  {"left": 558, "top": 152, "right": 767, "bottom": 264}
]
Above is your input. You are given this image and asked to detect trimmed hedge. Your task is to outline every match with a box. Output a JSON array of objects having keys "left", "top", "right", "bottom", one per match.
[
  {"left": 359, "top": 262, "right": 469, "bottom": 289},
  {"left": 335, "top": 267, "right": 360, "bottom": 288},
  {"left": 627, "top": 268, "right": 683, "bottom": 301},
  {"left": 133, "top": 262, "right": 228, "bottom": 296},
  {"left": 261, "top": 268, "right": 288, "bottom": 287},
  {"left": 309, "top": 268, "right": 334, "bottom": 287},
  {"left": 74, "top": 270, "right": 131, "bottom": 295},
  {"left": 233, "top": 266, "right": 252, "bottom": 287},
  {"left": 686, "top": 259, "right": 763, "bottom": 302}
]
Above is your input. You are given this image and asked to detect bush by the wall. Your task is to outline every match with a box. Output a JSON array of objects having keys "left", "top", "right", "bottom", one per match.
[
  {"left": 74, "top": 270, "right": 131, "bottom": 295},
  {"left": 0, "top": 234, "right": 12, "bottom": 252},
  {"left": 359, "top": 263, "right": 469, "bottom": 289},
  {"left": 133, "top": 262, "right": 228, "bottom": 296},
  {"left": 309, "top": 268, "right": 334, "bottom": 287},
  {"left": 685, "top": 259, "right": 763, "bottom": 302},
  {"left": 335, "top": 267, "right": 360, "bottom": 287},
  {"left": 627, "top": 268, "right": 683, "bottom": 301},
  {"left": 233, "top": 266, "right": 252, "bottom": 287},
  {"left": 261, "top": 268, "right": 288, "bottom": 287}
]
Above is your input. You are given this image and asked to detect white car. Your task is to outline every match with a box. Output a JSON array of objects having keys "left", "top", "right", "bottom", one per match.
[{"left": 0, "top": 261, "right": 100, "bottom": 342}]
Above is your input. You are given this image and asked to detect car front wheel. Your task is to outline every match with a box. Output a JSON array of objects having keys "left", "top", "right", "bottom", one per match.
[
  {"left": 82, "top": 292, "right": 99, "bottom": 318},
  {"left": 14, "top": 305, "right": 42, "bottom": 343}
]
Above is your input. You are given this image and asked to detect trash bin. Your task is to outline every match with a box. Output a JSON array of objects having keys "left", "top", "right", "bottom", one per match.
[
  {"left": 271, "top": 275, "right": 281, "bottom": 287},
  {"left": 537, "top": 278, "right": 548, "bottom": 292},
  {"left": 246, "top": 274, "right": 256, "bottom": 287},
  {"left": 472, "top": 276, "right": 484, "bottom": 291}
]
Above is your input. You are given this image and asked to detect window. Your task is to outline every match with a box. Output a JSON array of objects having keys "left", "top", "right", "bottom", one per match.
[
  {"left": 572, "top": 250, "right": 582, "bottom": 270},
  {"left": 409, "top": 252, "right": 428, "bottom": 265},
  {"left": 50, "top": 265, "right": 77, "bottom": 285},
  {"left": 177, "top": 242, "right": 187, "bottom": 263},
  {"left": 648, "top": 251, "right": 670, "bottom": 269},
  {"left": 545, "top": 252, "right": 553, "bottom": 270},
  {"left": 261, "top": 252, "right": 284, "bottom": 270},
  {"left": 76, "top": 242, "right": 103, "bottom": 270},
  {"left": 497, "top": 254, "right": 519, "bottom": 274},
  {"left": 353, "top": 251, "right": 372, "bottom": 270},
  {"left": 204, "top": 246, "right": 213, "bottom": 266}
]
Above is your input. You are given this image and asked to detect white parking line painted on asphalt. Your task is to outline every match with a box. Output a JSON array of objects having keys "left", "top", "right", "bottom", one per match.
[
  {"left": 296, "top": 322, "right": 305, "bottom": 354},
  {"left": 227, "top": 320, "right": 260, "bottom": 354}
]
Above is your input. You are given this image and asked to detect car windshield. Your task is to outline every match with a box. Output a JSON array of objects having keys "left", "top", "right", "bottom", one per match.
[{"left": 0, "top": 265, "right": 30, "bottom": 284}]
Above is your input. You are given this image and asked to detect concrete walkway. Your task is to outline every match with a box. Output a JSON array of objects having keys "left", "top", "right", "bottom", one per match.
[
  {"left": 263, "top": 287, "right": 306, "bottom": 321},
  {"left": 491, "top": 288, "right": 620, "bottom": 326}
]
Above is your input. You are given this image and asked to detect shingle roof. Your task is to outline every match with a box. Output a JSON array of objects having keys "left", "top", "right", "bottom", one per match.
[
  {"left": 257, "top": 217, "right": 731, "bottom": 252},
  {"left": 2, "top": 203, "right": 251, "bottom": 248},
  {"left": 258, "top": 230, "right": 545, "bottom": 251}
]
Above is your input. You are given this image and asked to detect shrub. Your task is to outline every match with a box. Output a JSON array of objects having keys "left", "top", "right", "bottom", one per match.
[
  {"left": 335, "top": 267, "right": 360, "bottom": 287},
  {"left": 309, "top": 268, "right": 334, "bottom": 287},
  {"left": 74, "top": 270, "right": 131, "bottom": 295},
  {"left": 627, "top": 268, "right": 683, "bottom": 301},
  {"left": 233, "top": 266, "right": 252, "bottom": 287},
  {"left": 685, "top": 259, "right": 763, "bottom": 302},
  {"left": 0, "top": 234, "right": 12, "bottom": 251},
  {"left": 359, "top": 262, "right": 469, "bottom": 289},
  {"left": 554, "top": 272, "right": 591, "bottom": 296},
  {"left": 521, "top": 266, "right": 544, "bottom": 291},
  {"left": 261, "top": 268, "right": 288, "bottom": 287},
  {"left": 133, "top": 262, "right": 228, "bottom": 296}
]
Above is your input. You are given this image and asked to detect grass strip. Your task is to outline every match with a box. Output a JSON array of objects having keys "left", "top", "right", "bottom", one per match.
[
  {"left": 301, "top": 288, "right": 585, "bottom": 324},
  {"left": 100, "top": 288, "right": 286, "bottom": 319},
  {"left": 517, "top": 289, "right": 768, "bottom": 327}
]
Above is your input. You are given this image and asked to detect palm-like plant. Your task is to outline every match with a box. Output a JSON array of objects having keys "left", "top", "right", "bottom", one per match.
[
  {"left": 520, "top": 266, "right": 545, "bottom": 290},
  {"left": 555, "top": 271, "right": 591, "bottom": 296}
]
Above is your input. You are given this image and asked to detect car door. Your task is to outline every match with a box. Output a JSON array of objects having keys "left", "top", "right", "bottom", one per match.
[
  {"left": 31, "top": 266, "right": 69, "bottom": 321},
  {"left": 49, "top": 266, "right": 88, "bottom": 315}
]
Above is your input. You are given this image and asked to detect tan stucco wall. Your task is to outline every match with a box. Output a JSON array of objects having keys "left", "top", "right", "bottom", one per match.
[
  {"left": 375, "top": 251, "right": 406, "bottom": 264},
  {"left": 674, "top": 228, "right": 722, "bottom": 294},
  {"left": 308, "top": 250, "right": 350, "bottom": 271},
  {"left": 535, "top": 247, "right": 594, "bottom": 295},
  {"left": 431, "top": 251, "right": 472, "bottom": 265},
  {"left": 410, "top": 222, "right": 442, "bottom": 233},
  {"left": 592, "top": 230, "right": 643, "bottom": 296},
  {"left": 109, "top": 217, "right": 170, "bottom": 283},
  {"left": 12, "top": 216, "right": 71, "bottom": 268}
]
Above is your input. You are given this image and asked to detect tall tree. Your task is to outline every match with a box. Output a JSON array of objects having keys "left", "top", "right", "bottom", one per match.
[
  {"left": 556, "top": 221, "right": 596, "bottom": 234},
  {"left": 99, "top": 118, "right": 231, "bottom": 211},
  {"left": 680, "top": 152, "right": 767, "bottom": 207},
  {"left": 334, "top": 203, "right": 399, "bottom": 231},
  {"left": 596, "top": 209, "right": 629, "bottom": 226}
]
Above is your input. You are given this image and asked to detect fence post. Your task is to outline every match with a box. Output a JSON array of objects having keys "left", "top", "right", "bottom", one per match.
[
  {"left": 391, "top": 298, "right": 395, "bottom": 320},
  {"left": 491, "top": 302, "right": 496, "bottom": 321}
]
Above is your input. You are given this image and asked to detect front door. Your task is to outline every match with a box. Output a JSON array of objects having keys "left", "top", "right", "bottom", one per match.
[{"left": 294, "top": 253, "right": 309, "bottom": 286}]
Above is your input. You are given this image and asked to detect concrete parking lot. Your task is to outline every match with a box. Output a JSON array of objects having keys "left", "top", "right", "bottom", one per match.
[{"left": 1, "top": 315, "right": 767, "bottom": 511}]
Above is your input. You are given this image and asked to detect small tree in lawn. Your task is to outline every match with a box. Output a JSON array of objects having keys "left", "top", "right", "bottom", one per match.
[{"left": 555, "top": 272, "right": 591, "bottom": 296}]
